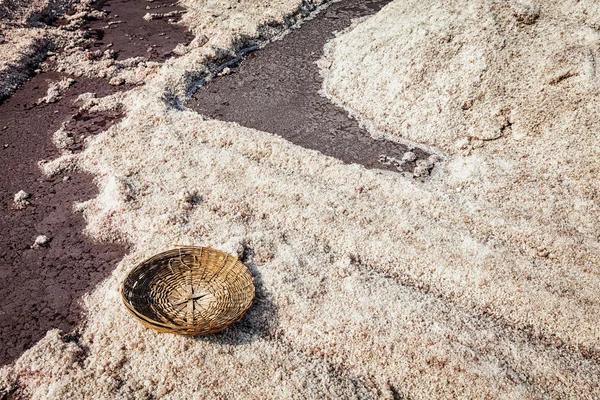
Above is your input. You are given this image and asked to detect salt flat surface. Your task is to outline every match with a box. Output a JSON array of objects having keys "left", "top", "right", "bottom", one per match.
[{"left": 1, "top": 0, "right": 599, "bottom": 399}]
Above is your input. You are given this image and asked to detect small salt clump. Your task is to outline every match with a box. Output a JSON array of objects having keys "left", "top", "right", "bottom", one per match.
[
  {"left": 413, "top": 159, "right": 433, "bottom": 178},
  {"left": 32, "top": 235, "right": 51, "bottom": 248},
  {"left": 37, "top": 78, "right": 75, "bottom": 104},
  {"left": 378, "top": 154, "right": 403, "bottom": 170},
  {"left": 402, "top": 151, "right": 417, "bottom": 162},
  {"left": 109, "top": 77, "right": 125, "bottom": 86},
  {"left": 73, "top": 201, "right": 89, "bottom": 213},
  {"left": 14, "top": 190, "right": 31, "bottom": 209},
  {"left": 74, "top": 92, "right": 97, "bottom": 107},
  {"left": 218, "top": 67, "right": 232, "bottom": 77},
  {"left": 53, "top": 127, "right": 75, "bottom": 150}
]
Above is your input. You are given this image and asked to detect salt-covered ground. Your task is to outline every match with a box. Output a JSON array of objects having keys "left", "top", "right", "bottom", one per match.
[
  {"left": 1, "top": 0, "right": 599, "bottom": 399},
  {"left": 0, "top": 0, "right": 77, "bottom": 99}
]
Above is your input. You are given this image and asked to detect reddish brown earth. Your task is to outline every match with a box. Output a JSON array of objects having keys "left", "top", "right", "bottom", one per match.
[
  {"left": 82, "top": 0, "right": 194, "bottom": 61},
  {"left": 0, "top": 72, "right": 127, "bottom": 366},
  {"left": 0, "top": 0, "right": 194, "bottom": 367}
]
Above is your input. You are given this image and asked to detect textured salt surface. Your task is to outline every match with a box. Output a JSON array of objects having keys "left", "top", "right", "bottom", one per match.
[
  {"left": 1, "top": 0, "right": 599, "bottom": 398},
  {"left": 0, "top": 0, "right": 75, "bottom": 101},
  {"left": 0, "top": 0, "right": 74, "bottom": 25},
  {"left": 0, "top": 0, "right": 194, "bottom": 101},
  {"left": 188, "top": 0, "right": 437, "bottom": 176},
  {"left": 320, "top": 0, "right": 600, "bottom": 153},
  {"left": 0, "top": 30, "right": 50, "bottom": 102},
  {"left": 319, "top": 0, "right": 600, "bottom": 364}
]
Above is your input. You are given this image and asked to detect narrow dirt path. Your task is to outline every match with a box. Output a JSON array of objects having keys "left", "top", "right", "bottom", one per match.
[
  {"left": 0, "top": 0, "right": 192, "bottom": 366},
  {"left": 188, "top": 0, "right": 437, "bottom": 176}
]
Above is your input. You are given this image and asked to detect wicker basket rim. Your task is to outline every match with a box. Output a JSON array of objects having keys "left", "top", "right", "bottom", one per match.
[{"left": 121, "top": 246, "right": 255, "bottom": 335}]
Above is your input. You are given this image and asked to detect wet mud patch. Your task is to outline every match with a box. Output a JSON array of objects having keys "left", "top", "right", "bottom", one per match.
[
  {"left": 82, "top": 0, "right": 195, "bottom": 61},
  {"left": 188, "top": 0, "right": 437, "bottom": 176},
  {"left": 0, "top": 72, "right": 128, "bottom": 366},
  {"left": 0, "top": 0, "right": 197, "bottom": 366}
]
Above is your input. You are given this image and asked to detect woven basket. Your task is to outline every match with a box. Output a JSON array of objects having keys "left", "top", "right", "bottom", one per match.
[{"left": 122, "top": 246, "right": 255, "bottom": 335}]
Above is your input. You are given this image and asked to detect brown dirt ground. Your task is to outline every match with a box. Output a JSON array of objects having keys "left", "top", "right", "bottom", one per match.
[
  {"left": 0, "top": 0, "right": 195, "bottom": 366},
  {"left": 81, "top": 0, "right": 195, "bottom": 61}
]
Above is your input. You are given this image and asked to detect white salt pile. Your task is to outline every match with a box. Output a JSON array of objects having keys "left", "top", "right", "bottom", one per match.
[
  {"left": 1, "top": 0, "right": 599, "bottom": 399},
  {"left": 13, "top": 190, "right": 31, "bottom": 209},
  {"left": 32, "top": 234, "right": 51, "bottom": 248},
  {"left": 37, "top": 77, "right": 75, "bottom": 104},
  {"left": 0, "top": 0, "right": 79, "bottom": 99}
]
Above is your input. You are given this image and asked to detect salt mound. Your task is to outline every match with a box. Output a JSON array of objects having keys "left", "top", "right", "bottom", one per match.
[
  {"left": 2, "top": 0, "right": 600, "bottom": 398},
  {"left": 320, "top": 0, "right": 600, "bottom": 150},
  {"left": 0, "top": 0, "right": 74, "bottom": 27},
  {"left": 0, "top": 29, "right": 49, "bottom": 100}
]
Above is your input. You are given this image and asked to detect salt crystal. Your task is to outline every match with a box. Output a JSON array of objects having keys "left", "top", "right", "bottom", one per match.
[
  {"left": 32, "top": 235, "right": 51, "bottom": 248},
  {"left": 13, "top": 190, "right": 31, "bottom": 208},
  {"left": 402, "top": 151, "right": 417, "bottom": 162}
]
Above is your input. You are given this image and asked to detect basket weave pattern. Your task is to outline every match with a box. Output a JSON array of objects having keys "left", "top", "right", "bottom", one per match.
[{"left": 122, "top": 246, "right": 255, "bottom": 335}]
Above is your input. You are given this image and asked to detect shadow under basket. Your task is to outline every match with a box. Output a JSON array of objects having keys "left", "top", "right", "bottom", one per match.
[{"left": 122, "top": 246, "right": 255, "bottom": 336}]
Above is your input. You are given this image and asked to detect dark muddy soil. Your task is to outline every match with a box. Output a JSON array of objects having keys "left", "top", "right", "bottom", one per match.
[
  {"left": 188, "top": 0, "right": 434, "bottom": 175},
  {"left": 84, "top": 0, "right": 195, "bottom": 61},
  {"left": 0, "top": 0, "right": 195, "bottom": 366},
  {"left": 0, "top": 72, "right": 127, "bottom": 366}
]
